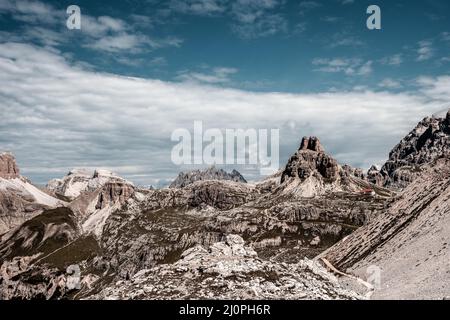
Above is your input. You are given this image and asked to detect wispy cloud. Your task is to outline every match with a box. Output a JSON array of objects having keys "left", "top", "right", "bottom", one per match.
[
  {"left": 321, "top": 16, "right": 341, "bottom": 23},
  {"left": 176, "top": 66, "right": 238, "bottom": 84},
  {"left": 0, "top": 0, "right": 61, "bottom": 24},
  {"left": 379, "top": 78, "right": 402, "bottom": 89},
  {"left": 299, "top": 1, "right": 321, "bottom": 14},
  {"left": 230, "top": 0, "right": 287, "bottom": 39},
  {"left": 328, "top": 32, "right": 364, "bottom": 48},
  {"left": 312, "top": 58, "right": 373, "bottom": 76},
  {"left": 169, "top": 0, "right": 228, "bottom": 15},
  {"left": 417, "top": 40, "right": 434, "bottom": 61},
  {"left": 380, "top": 54, "right": 403, "bottom": 66},
  {"left": 0, "top": 0, "right": 183, "bottom": 57}
]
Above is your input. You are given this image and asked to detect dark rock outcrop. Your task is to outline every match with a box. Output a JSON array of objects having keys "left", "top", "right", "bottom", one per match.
[
  {"left": 95, "top": 182, "right": 135, "bottom": 210},
  {"left": 281, "top": 137, "right": 339, "bottom": 183},
  {"left": 0, "top": 153, "right": 19, "bottom": 179}
]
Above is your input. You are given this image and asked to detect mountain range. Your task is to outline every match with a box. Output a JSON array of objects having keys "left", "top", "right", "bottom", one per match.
[{"left": 0, "top": 110, "right": 449, "bottom": 300}]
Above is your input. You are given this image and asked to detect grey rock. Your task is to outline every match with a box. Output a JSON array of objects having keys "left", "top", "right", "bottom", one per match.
[
  {"left": 377, "top": 110, "right": 450, "bottom": 189},
  {"left": 169, "top": 167, "right": 247, "bottom": 189}
]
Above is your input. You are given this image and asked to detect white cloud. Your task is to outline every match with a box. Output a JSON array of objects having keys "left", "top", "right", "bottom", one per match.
[
  {"left": 176, "top": 66, "right": 238, "bottom": 84},
  {"left": 381, "top": 54, "right": 403, "bottom": 66},
  {"left": 379, "top": 78, "right": 402, "bottom": 89},
  {"left": 170, "top": 0, "right": 228, "bottom": 15},
  {"left": 417, "top": 76, "right": 450, "bottom": 101},
  {"left": 231, "top": 0, "right": 287, "bottom": 39},
  {"left": 329, "top": 35, "right": 364, "bottom": 48},
  {"left": 0, "top": 0, "right": 182, "bottom": 56},
  {"left": 0, "top": 43, "right": 448, "bottom": 185},
  {"left": 80, "top": 15, "right": 182, "bottom": 53},
  {"left": 417, "top": 40, "right": 434, "bottom": 61},
  {"left": 81, "top": 15, "right": 128, "bottom": 38},
  {"left": 0, "top": 0, "right": 61, "bottom": 24},
  {"left": 312, "top": 58, "right": 373, "bottom": 76}
]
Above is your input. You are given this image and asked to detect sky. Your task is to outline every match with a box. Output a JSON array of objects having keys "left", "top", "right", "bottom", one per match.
[{"left": 0, "top": 0, "right": 449, "bottom": 187}]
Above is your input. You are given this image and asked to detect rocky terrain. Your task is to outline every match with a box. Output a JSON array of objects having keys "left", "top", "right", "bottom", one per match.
[
  {"left": 320, "top": 157, "right": 450, "bottom": 299},
  {"left": 0, "top": 110, "right": 449, "bottom": 300},
  {"left": 47, "top": 169, "right": 132, "bottom": 201},
  {"left": 367, "top": 110, "right": 450, "bottom": 189},
  {"left": 91, "top": 235, "right": 362, "bottom": 300},
  {"left": 0, "top": 153, "right": 64, "bottom": 234}
]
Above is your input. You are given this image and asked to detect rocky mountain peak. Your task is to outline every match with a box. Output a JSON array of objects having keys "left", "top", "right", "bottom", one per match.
[
  {"left": 46, "top": 169, "right": 131, "bottom": 201},
  {"left": 377, "top": 110, "right": 450, "bottom": 189},
  {"left": 95, "top": 182, "right": 135, "bottom": 210},
  {"left": 0, "top": 153, "right": 20, "bottom": 179},
  {"left": 169, "top": 166, "right": 247, "bottom": 189},
  {"left": 282, "top": 137, "right": 339, "bottom": 183},
  {"left": 299, "top": 136, "right": 324, "bottom": 153}
]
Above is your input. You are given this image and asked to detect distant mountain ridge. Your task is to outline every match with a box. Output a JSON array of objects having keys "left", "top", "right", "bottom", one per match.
[
  {"left": 367, "top": 110, "right": 450, "bottom": 189},
  {"left": 169, "top": 166, "right": 247, "bottom": 188}
]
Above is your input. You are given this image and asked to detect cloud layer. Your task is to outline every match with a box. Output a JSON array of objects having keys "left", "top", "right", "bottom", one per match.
[{"left": 0, "top": 42, "right": 449, "bottom": 186}]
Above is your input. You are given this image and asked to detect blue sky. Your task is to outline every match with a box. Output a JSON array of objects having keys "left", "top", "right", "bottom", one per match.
[
  {"left": 0, "top": 0, "right": 449, "bottom": 186},
  {"left": 1, "top": 0, "right": 449, "bottom": 91}
]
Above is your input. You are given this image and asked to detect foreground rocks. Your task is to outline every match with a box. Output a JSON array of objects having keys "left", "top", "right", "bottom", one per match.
[{"left": 91, "top": 235, "right": 363, "bottom": 300}]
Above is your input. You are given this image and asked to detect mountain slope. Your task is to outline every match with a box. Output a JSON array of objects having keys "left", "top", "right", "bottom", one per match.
[
  {"left": 0, "top": 153, "right": 63, "bottom": 235},
  {"left": 321, "top": 157, "right": 450, "bottom": 299}
]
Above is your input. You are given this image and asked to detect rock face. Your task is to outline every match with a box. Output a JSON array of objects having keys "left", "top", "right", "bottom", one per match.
[
  {"left": 0, "top": 153, "right": 19, "bottom": 179},
  {"left": 366, "top": 165, "right": 384, "bottom": 186},
  {"left": 91, "top": 235, "right": 362, "bottom": 300},
  {"left": 282, "top": 137, "right": 339, "bottom": 183},
  {"left": 0, "top": 154, "right": 62, "bottom": 235},
  {"left": 95, "top": 182, "right": 135, "bottom": 210},
  {"left": 375, "top": 110, "right": 450, "bottom": 189},
  {"left": 321, "top": 157, "right": 450, "bottom": 299},
  {"left": 341, "top": 165, "right": 365, "bottom": 180},
  {"left": 280, "top": 137, "right": 388, "bottom": 198},
  {"left": 46, "top": 169, "right": 132, "bottom": 201},
  {"left": 169, "top": 167, "right": 247, "bottom": 189}
]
